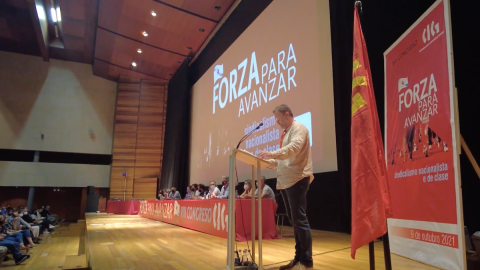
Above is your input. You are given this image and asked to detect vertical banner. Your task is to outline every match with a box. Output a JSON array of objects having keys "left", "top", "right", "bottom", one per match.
[{"left": 384, "top": 0, "right": 466, "bottom": 269}]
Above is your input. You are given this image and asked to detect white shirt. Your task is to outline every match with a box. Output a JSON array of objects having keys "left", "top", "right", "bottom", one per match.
[
  {"left": 266, "top": 121, "right": 314, "bottom": 189},
  {"left": 255, "top": 185, "right": 276, "bottom": 202},
  {"left": 206, "top": 187, "right": 220, "bottom": 199}
]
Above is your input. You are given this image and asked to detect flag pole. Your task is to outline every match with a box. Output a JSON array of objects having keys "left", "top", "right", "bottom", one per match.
[
  {"left": 355, "top": 5, "right": 376, "bottom": 270},
  {"left": 353, "top": 1, "right": 392, "bottom": 270},
  {"left": 354, "top": 0, "right": 378, "bottom": 265},
  {"left": 383, "top": 231, "right": 393, "bottom": 270},
  {"left": 368, "top": 242, "right": 375, "bottom": 270}
]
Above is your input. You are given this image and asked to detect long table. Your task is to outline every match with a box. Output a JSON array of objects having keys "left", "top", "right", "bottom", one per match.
[
  {"left": 138, "top": 199, "right": 279, "bottom": 241},
  {"left": 106, "top": 200, "right": 140, "bottom": 215}
]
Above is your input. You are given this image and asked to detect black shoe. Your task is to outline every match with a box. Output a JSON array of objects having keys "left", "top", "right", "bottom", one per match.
[
  {"left": 15, "top": 254, "right": 30, "bottom": 265},
  {"left": 298, "top": 261, "right": 314, "bottom": 269},
  {"left": 279, "top": 259, "right": 300, "bottom": 270}
]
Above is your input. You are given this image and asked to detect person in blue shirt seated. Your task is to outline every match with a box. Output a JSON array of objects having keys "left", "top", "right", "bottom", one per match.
[
  {"left": 214, "top": 176, "right": 229, "bottom": 199},
  {"left": 168, "top": 187, "right": 181, "bottom": 200}
]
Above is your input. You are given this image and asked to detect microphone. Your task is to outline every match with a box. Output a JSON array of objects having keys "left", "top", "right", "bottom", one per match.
[{"left": 236, "top": 123, "right": 263, "bottom": 149}]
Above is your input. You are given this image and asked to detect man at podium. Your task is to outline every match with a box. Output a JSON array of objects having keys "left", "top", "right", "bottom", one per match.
[{"left": 258, "top": 104, "right": 314, "bottom": 270}]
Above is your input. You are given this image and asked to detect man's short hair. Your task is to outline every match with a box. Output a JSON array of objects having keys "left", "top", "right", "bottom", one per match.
[
  {"left": 222, "top": 176, "right": 229, "bottom": 180},
  {"left": 261, "top": 176, "right": 266, "bottom": 181},
  {"left": 273, "top": 104, "right": 293, "bottom": 117}
]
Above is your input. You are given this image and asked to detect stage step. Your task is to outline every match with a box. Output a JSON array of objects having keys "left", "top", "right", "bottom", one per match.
[
  {"left": 53, "top": 220, "right": 86, "bottom": 237},
  {"left": 63, "top": 254, "right": 88, "bottom": 270}
]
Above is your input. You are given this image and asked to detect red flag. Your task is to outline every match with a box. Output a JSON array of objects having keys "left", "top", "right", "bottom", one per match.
[{"left": 351, "top": 6, "right": 393, "bottom": 259}]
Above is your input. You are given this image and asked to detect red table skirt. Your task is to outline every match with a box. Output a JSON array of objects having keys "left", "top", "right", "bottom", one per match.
[
  {"left": 138, "top": 199, "right": 279, "bottom": 241},
  {"left": 106, "top": 200, "right": 140, "bottom": 215}
]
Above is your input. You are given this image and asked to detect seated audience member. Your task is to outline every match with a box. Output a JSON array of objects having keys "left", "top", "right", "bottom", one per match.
[
  {"left": 206, "top": 181, "right": 221, "bottom": 199},
  {"left": 4, "top": 205, "right": 12, "bottom": 217},
  {"left": 0, "top": 235, "right": 30, "bottom": 265},
  {"left": 0, "top": 245, "right": 6, "bottom": 265},
  {"left": 168, "top": 187, "right": 181, "bottom": 200},
  {"left": 192, "top": 184, "right": 200, "bottom": 197},
  {"left": 32, "top": 209, "right": 51, "bottom": 234},
  {"left": 255, "top": 176, "right": 276, "bottom": 202},
  {"left": 11, "top": 211, "right": 35, "bottom": 248},
  {"left": 239, "top": 179, "right": 253, "bottom": 198},
  {"left": 189, "top": 185, "right": 199, "bottom": 199},
  {"left": 20, "top": 209, "right": 41, "bottom": 244},
  {"left": 0, "top": 215, "right": 29, "bottom": 251},
  {"left": 41, "top": 206, "right": 60, "bottom": 225},
  {"left": 215, "top": 176, "right": 230, "bottom": 199},
  {"left": 158, "top": 189, "right": 170, "bottom": 200},
  {"left": 184, "top": 186, "right": 192, "bottom": 200},
  {"left": 198, "top": 184, "right": 207, "bottom": 198}
]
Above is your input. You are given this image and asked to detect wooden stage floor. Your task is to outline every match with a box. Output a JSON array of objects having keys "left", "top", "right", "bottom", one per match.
[{"left": 86, "top": 214, "right": 439, "bottom": 270}]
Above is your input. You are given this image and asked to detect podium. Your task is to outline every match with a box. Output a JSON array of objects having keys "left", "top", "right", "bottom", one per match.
[{"left": 226, "top": 149, "right": 271, "bottom": 270}]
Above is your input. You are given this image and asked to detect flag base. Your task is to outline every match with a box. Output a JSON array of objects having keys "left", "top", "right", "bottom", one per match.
[
  {"left": 369, "top": 241, "right": 375, "bottom": 270},
  {"left": 383, "top": 233, "right": 392, "bottom": 270},
  {"left": 368, "top": 232, "right": 393, "bottom": 270}
]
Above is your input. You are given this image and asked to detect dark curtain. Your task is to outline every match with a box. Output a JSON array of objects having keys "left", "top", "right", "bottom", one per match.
[
  {"left": 328, "top": 0, "right": 355, "bottom": 233},
  {"left": 161, "top": 59, "right": 191, "bottom": 198}
]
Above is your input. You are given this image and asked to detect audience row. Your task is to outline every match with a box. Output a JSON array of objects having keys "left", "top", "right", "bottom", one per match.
[{"left": 0, "top": 204, "right": 62, "bottom": 265}]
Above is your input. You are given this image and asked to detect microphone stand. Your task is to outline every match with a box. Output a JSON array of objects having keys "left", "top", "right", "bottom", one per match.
[{"left": 236, "top": 123, "right": 263, "bottom": 149}]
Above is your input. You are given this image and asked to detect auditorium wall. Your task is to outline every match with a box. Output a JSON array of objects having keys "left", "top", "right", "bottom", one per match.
[
  {"left": 0, "top": 161, "right": 110, "bottom": 187},
  {"left": 0, "top": 51, "right": 116, "bottom": 188},
  {"left": 0, "top": 51, "right": 116, "bottom": 154}
]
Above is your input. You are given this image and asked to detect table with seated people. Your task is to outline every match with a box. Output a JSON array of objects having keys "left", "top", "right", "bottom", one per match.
[{"left": 138, "top": 198, "right": 279, "bottom": 241}]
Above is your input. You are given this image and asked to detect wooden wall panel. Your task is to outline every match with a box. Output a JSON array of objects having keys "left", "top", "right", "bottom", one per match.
[
  {"left": 109, "top": 78, "right": 167, "bottom": 199},
  {"left": 133, "top": 178, "right": 157, "bottom": 200}
]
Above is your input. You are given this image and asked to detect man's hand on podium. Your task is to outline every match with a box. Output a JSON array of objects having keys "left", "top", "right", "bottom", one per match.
[{"left": 257, "top": 151, "right": 272, "bottom": 159}]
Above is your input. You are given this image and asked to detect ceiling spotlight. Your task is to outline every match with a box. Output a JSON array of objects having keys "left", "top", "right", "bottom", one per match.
[
  {"left": 214, "top": 6, "right": 221, "bottom": 10},
  {"left": 50, "top": 7, "right": 57, "bottom": 22},
  {"left": 132, "top": 62, "right": 137, "bottom": 67},
  {"left": 151, "top": 11, "right": 156, "bottom": 16},
  {"left": 137, "top": 49, "right": 142, "bottom": 53},
  {"left": 56, "top": 7, "right": 62, "bottom": 22},
  {"left": 142, "top": 31, "right": 148, "bottom": 37},
  {"left": 199, "top": 28, "right": 205, "bottom": 32},
  {"left": 186, "top": 46, "right": 192, "bottom": 50}
]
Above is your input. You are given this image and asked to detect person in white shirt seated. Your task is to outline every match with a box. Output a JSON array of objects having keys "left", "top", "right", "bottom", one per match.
[
  {"left": 214, "top": 176, "right": 229, "bottom": 199},
  {"left": 254, "top": 176, "right": 275, "bottom": 202},
  {"left": 206, "top": 181, "right": 220, "bottom": 199}
]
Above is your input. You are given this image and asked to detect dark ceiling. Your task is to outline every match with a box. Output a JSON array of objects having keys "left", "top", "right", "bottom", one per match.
[{"left": 0, "top": 0, "right": 237, "bottom": 83}]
